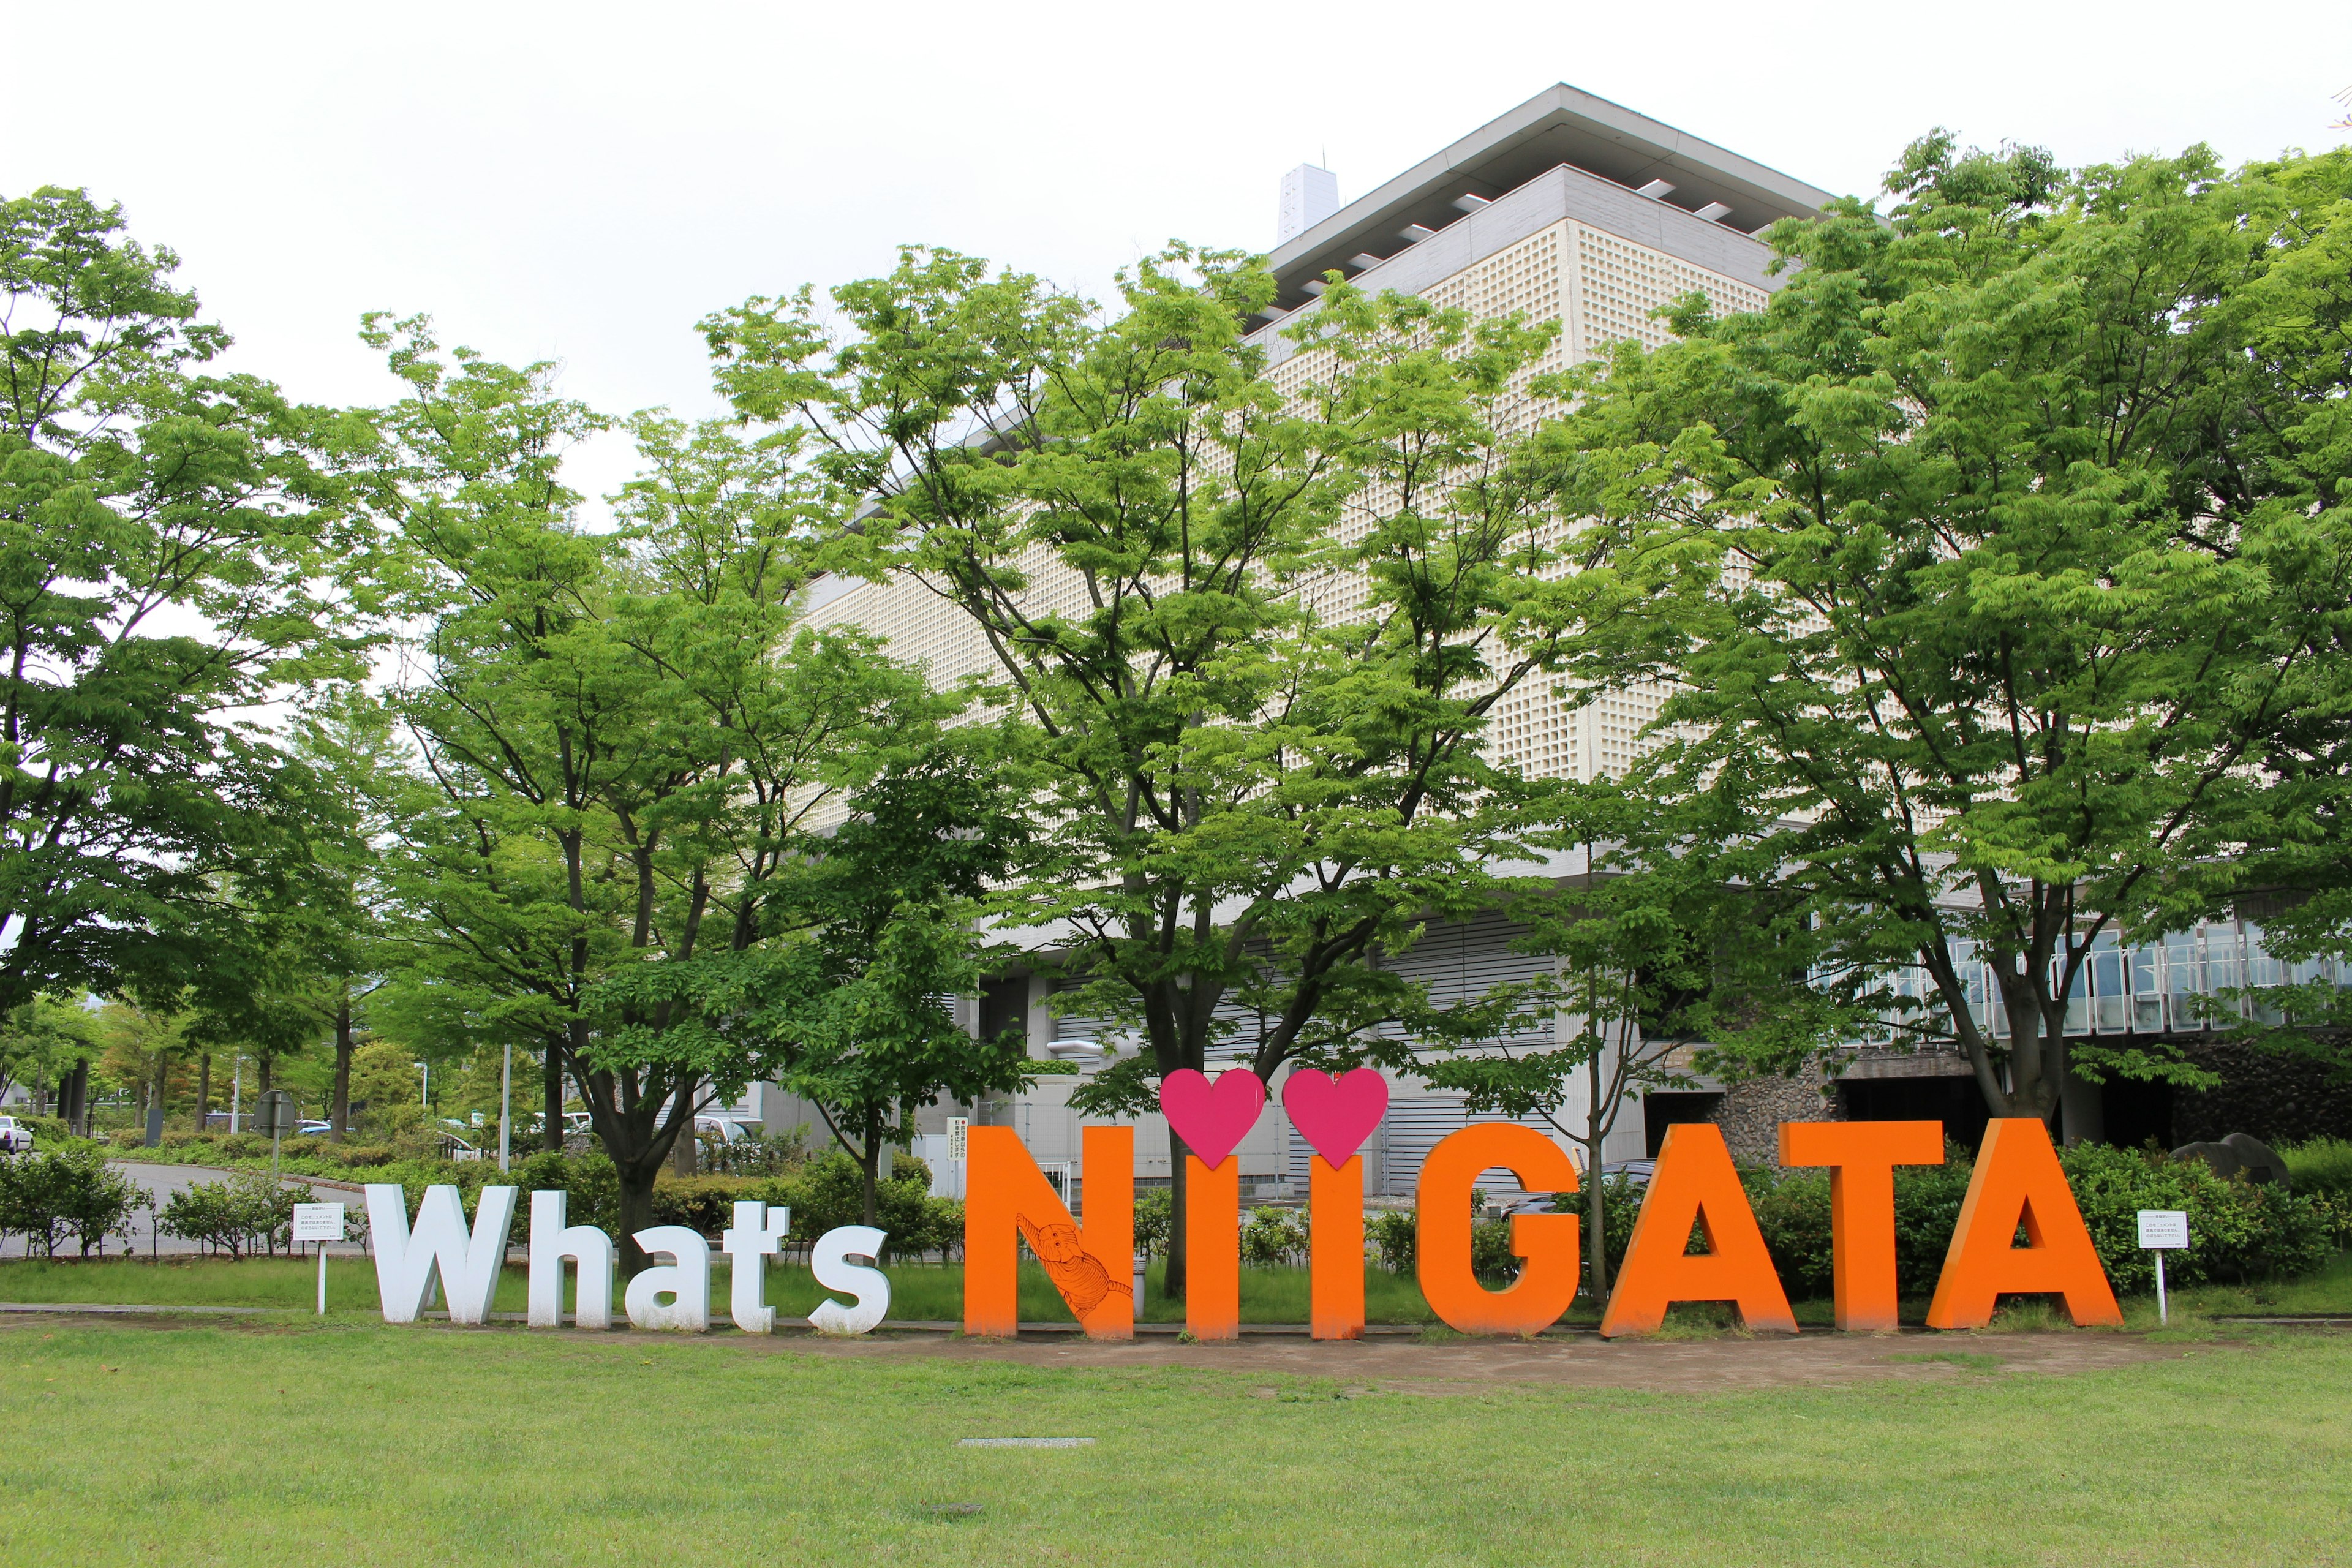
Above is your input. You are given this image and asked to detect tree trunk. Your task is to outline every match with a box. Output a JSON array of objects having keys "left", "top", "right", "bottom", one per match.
[
  {"left": 616, "top": 1160, "right": 660, "bottom": 1276},
  {"left": 543, "top": 1050, "right": 564, "bottom": 1152},
  {"left": 859, "top": 1127, "right": 883, "bottom": 1229},
  {"left": 672, "top": 1119, "right": 699, "bottom": 1177},
  {"left": 258, "top": 1056, "right": 274, "bottom": 1095},
  {"left": 330, "top": 996, "right": 354, "bottom": 1143},
  {"left": 195, "top": 1054, "right": 211, "bottom": 1134},
  {"left": 1164, "top": 1126, "right": 1191, "bottom": 1298}
]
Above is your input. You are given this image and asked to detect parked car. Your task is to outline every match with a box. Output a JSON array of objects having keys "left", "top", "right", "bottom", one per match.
[
  {"left": 1600, "top": 1159, "right": 1657, "bottom": 1188},
  {"left": 296, "top": 1120, "right": 333, "bottom": 1136},
  {"left": 695, "top": 1115, "right": 756, "bottom": 1144},
  {"left": 0, "top": 1116, "right": 32, "bottom": 1154},
  {"left": 439, "top": 1131, "right": 484, "bottom": 1163}
]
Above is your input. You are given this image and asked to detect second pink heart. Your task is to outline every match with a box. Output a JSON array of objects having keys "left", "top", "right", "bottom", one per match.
[
  {"left": 1159, "top": 1068, "right": 1267, "bottom": 1168},
  {"left": 1281, "top": 1067, "right": 1389, "bottom": 1166}
]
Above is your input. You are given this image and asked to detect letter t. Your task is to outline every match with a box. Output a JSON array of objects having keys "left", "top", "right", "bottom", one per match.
[
  {"left": 1778, "top": 1121, "right": 1945, "bottom": 1332},
  {"left": 722, "top": 1202, "right": 792, "bottom": 1333}
]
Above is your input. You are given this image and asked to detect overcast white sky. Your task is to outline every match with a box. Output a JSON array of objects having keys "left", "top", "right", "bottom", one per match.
[{"left": 7, "top": 0, "right": 2348, "bottom": 500}]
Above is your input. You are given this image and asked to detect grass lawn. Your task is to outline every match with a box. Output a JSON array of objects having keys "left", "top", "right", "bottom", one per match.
[{"left": 0, "top": 1315, "right": 2345, "bottom": 1566}]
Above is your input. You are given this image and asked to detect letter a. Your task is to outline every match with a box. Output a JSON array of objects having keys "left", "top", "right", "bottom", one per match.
[
  {"left": 1600, "top": 1123, "right": 1795, "bottom": 1336},
  {"left": 1926, "top": 1118, "right": 2122, "bottom": 1329}
]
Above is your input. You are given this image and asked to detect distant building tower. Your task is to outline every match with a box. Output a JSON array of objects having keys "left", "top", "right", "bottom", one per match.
[{"left": 1278, "top": 164, "right": 1339, "bottom": 244}]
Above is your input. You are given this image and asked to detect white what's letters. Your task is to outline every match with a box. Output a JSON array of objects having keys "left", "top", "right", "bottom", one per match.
[
  {"left": 720, "top": 1201, "right": 792, "bottom": 1333},
  {"left": 365, "top": 1184, "right": 518, "bottom": 1325},
  {"left": 625, "top": 1226, "right": 711, "bottom": 1331},
  {"left": 809, "top": 1225, "right": 891, "bottom": 1335},
  {"left": 527, "top": 1189, "right": 614, "bottom": 1329}
]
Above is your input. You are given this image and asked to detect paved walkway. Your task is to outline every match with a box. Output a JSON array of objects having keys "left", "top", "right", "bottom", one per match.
[{"left": 0, "top": 1161, "right": 369, "bottom": 1260}]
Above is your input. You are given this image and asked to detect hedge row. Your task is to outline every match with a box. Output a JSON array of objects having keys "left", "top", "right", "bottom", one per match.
[{"left": 355, "top": 1149, "right": 965, "bottom": 1262}]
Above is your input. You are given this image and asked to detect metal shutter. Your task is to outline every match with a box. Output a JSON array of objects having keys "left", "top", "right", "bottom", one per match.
[{"left": 1379, "top": 1096, "right": 1567, "bottom": 1199}]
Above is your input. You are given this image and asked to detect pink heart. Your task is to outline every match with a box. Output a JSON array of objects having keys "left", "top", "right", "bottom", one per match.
[
  {"left": 1159, "top": 1069, "right": 1267, "bottom": 1169},
  {"left": 1281, "top": 1068, "right": 1389, "bottom": 1166}
]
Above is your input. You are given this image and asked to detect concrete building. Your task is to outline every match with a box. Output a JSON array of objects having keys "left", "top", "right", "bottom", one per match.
[{"left": 755, "top": 85, "right": 2333, "bottom": 1193}]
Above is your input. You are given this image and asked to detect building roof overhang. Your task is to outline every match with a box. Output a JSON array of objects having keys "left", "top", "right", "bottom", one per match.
[{"left": 1267, "top": 81, "right": 1839, "bottom": 312}]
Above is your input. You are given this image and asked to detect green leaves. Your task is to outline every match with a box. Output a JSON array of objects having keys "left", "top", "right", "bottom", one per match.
[
  {"left": 1539, "top": 140, "right": 2352, "bottom": 1120},
  {"left": 713, "top": 244, "right": 1592, "bottom": 1104},
  {"left": 1, "top": 187, "right": 362, "bottom": 1016}
]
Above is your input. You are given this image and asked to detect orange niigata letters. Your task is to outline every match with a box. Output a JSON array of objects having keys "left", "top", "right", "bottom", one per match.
[
  {"left": 1416, "top": 1124, "right": 1580, "bottom": 1336},
  {"left": 1779, "top": 1120, "right": 1945, "bottom": 1331},
  {"left": 1925, "top": 1118, "right": 2122, "bottom": 1329},
  {"left": 1308, "top": 1155, "right": 1365, "bottom": 1340},
  {"left": 1601, "top": 1122, "right": 1797, "bottom": 1336},
  {"left": 1185, "top": 1153, "right": 1242, "bottom": 1340},
  {"left": 964, "top": 1125, "right": 1134, "bottom": 1339}
]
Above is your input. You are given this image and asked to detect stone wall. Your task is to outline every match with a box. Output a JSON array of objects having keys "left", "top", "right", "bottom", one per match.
[{"left": 1708, "top": 1074, "right": 1842, "bottom": 1167}]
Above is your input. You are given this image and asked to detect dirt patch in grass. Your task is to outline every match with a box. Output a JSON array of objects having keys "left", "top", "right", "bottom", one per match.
[{"left": 606, "top": 1322, "right": 2196, "bottom": 1395}]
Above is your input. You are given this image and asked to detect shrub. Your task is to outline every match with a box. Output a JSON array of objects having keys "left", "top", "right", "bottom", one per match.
[
  {"left": 157, "top": 1170, "right": 298, "bottom": 1258},
  {"left": 1544, "top": 1174, "right": 1649, "bottom": 1282},
  {"left": 2283, "top": 1137, "right": 2352, "bottom": 1237},
  {"left": 333, "top": 1144, "right": 399, "bottom": 1168},
  {"left": 18, "top": 1114, "right": 71, "bottom": 1144},
  {"left": 767, "top": 1150, "right": 936, "bottom": 1257},
  {"left": 1469, "top": 1216, "right": 1518, "bottom": 1281},
  {"left": 0, "top": 1145, "right": 148, "bottom": 1256},
  {"left": 699, "top": 1126, "right": 809, "bottom": 1177},
  {"left": 1367, "top": 1209, "right": 1417, "bottom": 1273},
  {"left": 2059, "top": 1141, "right": 2337, "bottom": 1292},
  {"left": 1242, "top": 1205, "right": 1307, "bottom": 1267},
  {"left": 919, "top": 1197, "right": 965, "bottom": 1262},
  {"left": 1133, "top": 1189, "right": 1172, "bottom": 1259},
  {"left": 650, "top": 1175, "right": 766, "bottom": 1238}
]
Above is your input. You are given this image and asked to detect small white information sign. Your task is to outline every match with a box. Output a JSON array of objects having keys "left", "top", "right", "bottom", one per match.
[
  {"left": 2136, "top": 1210, "right": 2190, "bottom": 1250},
  {"left": 945, "top": 1117, "right": 968, "bottom": 1161},
  {"left": 292, "top": 1202, "right": 346, "bottom": 1243}
]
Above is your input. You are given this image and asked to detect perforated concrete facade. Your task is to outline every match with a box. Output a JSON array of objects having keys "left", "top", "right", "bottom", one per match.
[{"left": 807, "top": 203, "right": 1774, "bottom": 790}]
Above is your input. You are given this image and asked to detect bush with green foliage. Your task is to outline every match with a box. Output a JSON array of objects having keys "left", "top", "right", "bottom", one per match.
[
  {"left": 1469, "top": 1217, "right": 1518, "bottom": 1281},
  {"left": 1542, "top": 1175, "right": 1651, "bottom": 1284},
  {"left": 1744, "top": 1141, "right": 2334, "bottom": 1299},
  {"left": 0, "top": 1145, "right": 148, "bottom": 1256},
  {"left": 156, "top": 1170, "right": 300, "bottom": 1259},
  {"left": 17, "top": 1115, "right": 71, "bottom": 1145},
  {"left": 2283, "top": 1139, "right": 2352, "bottom": 1238},
  {"left": 1242, "top": 1205, "right": 1306, "bottom": 1267},
  {"left": 1366, "top": 1209, "right": 1417, "bottom": 1273},
  {"left": 1134, "top": 1188, "right": 1172, "bottom": 1259}
]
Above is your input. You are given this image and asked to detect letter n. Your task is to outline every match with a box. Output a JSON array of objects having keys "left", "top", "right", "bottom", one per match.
[
  {"left": 1926, "top": 1118, "right": 2122, "bottom": 1329},
  {"left": 964, "top": 1125, "right": 1133, "bottom": 1340}
]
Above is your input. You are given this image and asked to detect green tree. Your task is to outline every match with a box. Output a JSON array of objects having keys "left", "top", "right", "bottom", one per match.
[
  {"left": 760, "top": 741, "right": 1060, "bottom": 1226},
  {"left": 0, "top": 187, "right": 368, "bottom": 1017},
  {"left": 0, "top": 995, "right": 95, "bottom": 1109},
  {"left": 363, "top": 335, "right": 928, "bottom": 1264},
  {"left": 704, "top": 247, "right": 1619, "bottom": 1292},
  {"left": 1423, "top": 774, "right": 1841, "bottom": 1294},
  {"left": 1535, "top": 137, "right": 2352, "bottom": 1133}
]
